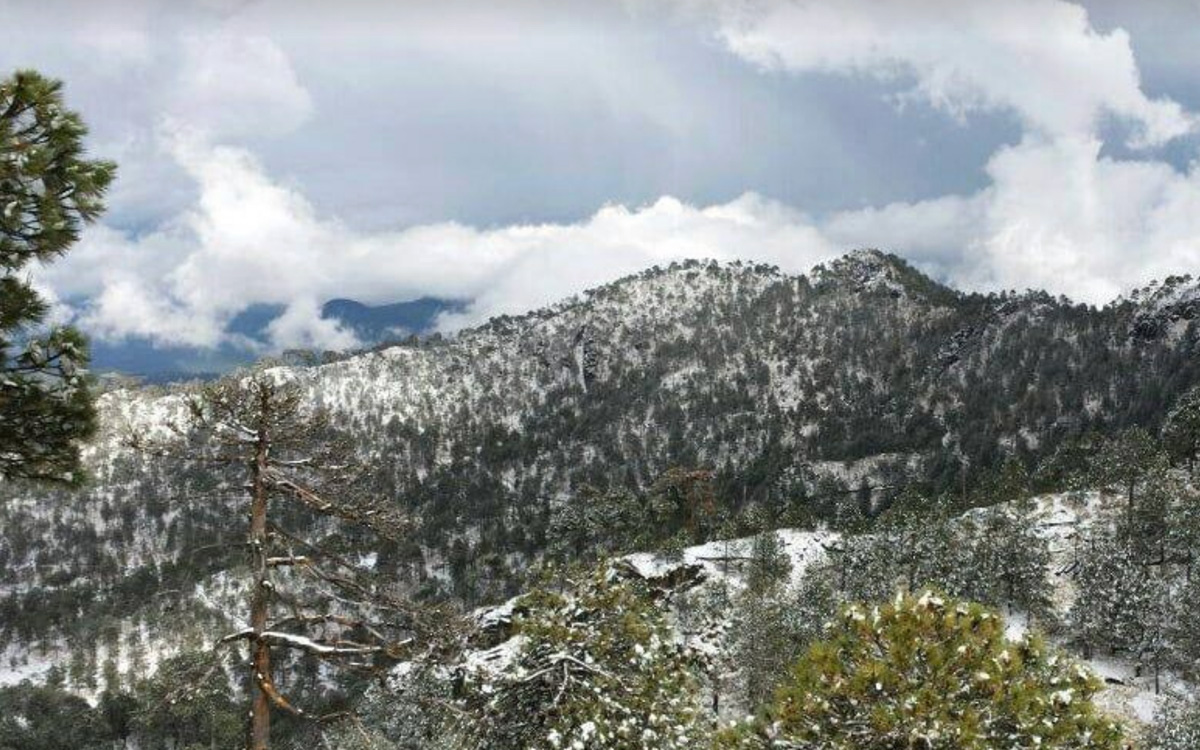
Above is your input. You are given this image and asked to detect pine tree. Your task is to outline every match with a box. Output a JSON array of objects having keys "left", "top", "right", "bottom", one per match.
[
  {"left": 0, "top": 71, "right": 114, "bottom": 483},
  {"left": 463, "top": 568, "right": 704, "bottom": 750},
  {"left": 1087, "top": 428, "right": 1167, "bottom": 516},
  {"left": 790, "top": 563, "right": 841, "bottom": 646},
  {"left": 879, "top": 494, "right": 961, "bottom": 594},
  {"left": 831, "top": 486, "right": 867, "bottom": 532},
  {"left": 1168, "top": 572, "right": 1200, "bottom": 673},
  {"left": 547, "top": 485, "right": 646, "bottom": 562},
  {"left": 1163, "top": 385, "right": 1200, "bottom": 474},
  {"left": 649, "top": 467, "right": 717, "bottom": 544},
  {"left": 720, "top": 591, "right": 1124, "bottom": 749},
  {"left": 731, "top": 532, "right": 799, "bottom": 711},
  {"left": 975, "top": 456, "right": 1032, "bottom": 506},
  {"left": 967, "top": 498, "right": 1052, "bottom": 618},
  {"left": 96, "top": 690, "right": 137, "bottom": 748},
  {"left": 731, "top": 588, "right": 803, "bottom": 712},
  {"left": 1070, "top": 529, "right": 1166, "bottom": 662},
  {"left": 0, "top": 683, "right": 107, "bottom": 750},
  {"left": 132, "top": 369, "right": 416, "bottom": 750},
  {"left": 1168, "top": 480, "right": 1200, "bottom": 580},
  {"left": 1127, "top": 463, "right": 1177, "bottom": 566},
  {"left": 1145, "top": 697, "right": 1200, "bottom": 750},
  {"left": 744, "top": 530, "right": 792, "bottom": 595},
  {"left": 821, "top": 532, "right": 896, "bottom": 605},
  {"left": 131, "top": 651, "right": 242, "bottom": 749}
]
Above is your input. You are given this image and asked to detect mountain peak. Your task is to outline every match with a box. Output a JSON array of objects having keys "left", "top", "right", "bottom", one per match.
[{"left": 811, "top": 249, "right": 958, "bottom": 305}]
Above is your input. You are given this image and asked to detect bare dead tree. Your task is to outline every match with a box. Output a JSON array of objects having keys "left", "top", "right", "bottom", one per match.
[{"left": 129, "top": 368, "right": 437, "bottom": 750}]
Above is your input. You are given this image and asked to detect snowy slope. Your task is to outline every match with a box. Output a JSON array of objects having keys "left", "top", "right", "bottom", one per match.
[
  {"left": 447, "top": 493, "right": 1191, "bottom": 737},
  {"left": 3, "top": 252, "right": 1200, "bottom": 704}
]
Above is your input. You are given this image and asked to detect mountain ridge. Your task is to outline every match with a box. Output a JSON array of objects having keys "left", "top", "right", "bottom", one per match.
[{"left": 3, "top": 250, "right": 1200, "bottom": 705}]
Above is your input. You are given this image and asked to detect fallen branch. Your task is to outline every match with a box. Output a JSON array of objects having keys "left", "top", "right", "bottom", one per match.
[
  {"left": 267, "top": 555, "right": 312, "bottom": 567},
  {"left": 262, "top": 630, "right": 385, "bottom": 656}
]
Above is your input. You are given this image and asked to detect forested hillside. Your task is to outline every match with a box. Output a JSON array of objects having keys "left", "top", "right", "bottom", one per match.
[{"left": 3, "top": 251, "right": 1200, "bottom": 747}]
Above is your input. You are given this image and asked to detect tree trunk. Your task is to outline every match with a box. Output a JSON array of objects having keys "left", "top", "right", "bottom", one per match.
[
  {"left": 722, "top": 537, "right": 730, "bottom": 594},
  {"left": 247, "top": 417, "right": 272, "bottom": 750}
]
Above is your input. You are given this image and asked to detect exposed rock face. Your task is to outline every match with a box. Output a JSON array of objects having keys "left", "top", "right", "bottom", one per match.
[{"left": 1125, "top": 275, "right": 1200, "bottom": 340}]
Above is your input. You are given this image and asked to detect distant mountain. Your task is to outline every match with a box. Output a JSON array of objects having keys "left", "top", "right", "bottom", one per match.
[
  {"left": 87, "top": 303, "right": 287, "bottom": 381},
  {"left": 87, "top": 297, "right": 462, "bottom": 380},
  {"left": 4, "top": 250, "right": 1200, "bottom": 701},
  {"left": 319, "top": 297, "right": 465, "bottom": 343}
]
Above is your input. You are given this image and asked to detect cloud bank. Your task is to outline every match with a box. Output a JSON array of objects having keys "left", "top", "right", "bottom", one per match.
[
  {"left": 44, "top": 130, "right": 841, "bottom": 349},
  {"left": 22, "top": 0, "right": 1200, "bottom": 351}
]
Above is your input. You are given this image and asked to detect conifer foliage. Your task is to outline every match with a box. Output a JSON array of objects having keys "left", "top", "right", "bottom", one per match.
[
  {"left": 1163, "top": 385, "right": 1200, "bottom": 474},
  {"left": 722, "top": 591, "right": 1124, "bottom": 750},
  {"left": 462, "top": 569, "right": 704, "bottom": 750},
  {"left": 0, "top": 71, "right": 114, "bottom": 482},
  {"left": 1146, "top": 697, "right": 1200, "bottom": 750}
]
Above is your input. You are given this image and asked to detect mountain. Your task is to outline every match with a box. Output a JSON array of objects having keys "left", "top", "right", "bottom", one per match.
[
  {"left": 2, "top": 250, "right": 1199, "bottom": 709},
  {"left": 319, "top": 297, "right": 465, "bottom": 343}
]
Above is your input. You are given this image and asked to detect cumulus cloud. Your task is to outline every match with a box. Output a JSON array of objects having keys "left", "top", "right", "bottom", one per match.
[
  {"left": 697, "top": 0, "right": 1193, "bottom": 145},
  {"left": 58, "top": 128, "right": 1200, "bottom": 353},
  {"left": 961, "top": 137, "right": 1200, "bottom": 299},
  {"left": 44, "top": 131, "right": 840, "bottom": 349},
  {"left": 824, "top": 136, "right": 1200, "bottom": 301},
  {"left": 171, "top": 31, "right": 313, "bottom": 140}
]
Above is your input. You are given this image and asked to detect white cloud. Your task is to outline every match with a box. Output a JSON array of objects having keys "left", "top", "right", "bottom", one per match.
[
  {"left": 688, "top": 0, "right": 1200, "bottom": 303},
  {"left": 431, "top": 194, "right": 837, "bottom": 330},
  {"left": 58, "top": 124, "right": 1200, "bottom": 353},
  {"left": 47, "top": 134, "right": 840, "bottom": 349},
  {"left": 968, "top": 136, "right": 1200, "bottom": 298},
  {"left": 171, "top": 30, "right": 313, "bottom": 139},
  {"left": 266, "top": 298, "right": 361, "bottom": 352},
  {"left": 23, "top": 0, "right": 1200, "bottom": 355},
  {"left": 825, "top": 134, "right": 1200, "bottom": 301},
  {"left": 700, "top": 0, "right": 1193, "bottom": 144},
  {"left": 84, "top": 274, "right": 228, "bottom": 347}
]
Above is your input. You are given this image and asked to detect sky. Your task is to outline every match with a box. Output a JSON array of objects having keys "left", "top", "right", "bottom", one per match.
[{"left": 4, "top": 0, "right": 1200, "bottom": 354}]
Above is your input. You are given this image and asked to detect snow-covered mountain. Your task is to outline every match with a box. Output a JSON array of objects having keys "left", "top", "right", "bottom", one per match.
[{"left": 2, "top": 250, "right": 1200, "bottom": 697}]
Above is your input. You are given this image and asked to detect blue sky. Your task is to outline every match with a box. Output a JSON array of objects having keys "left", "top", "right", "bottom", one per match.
[{"left": 4, "top": 0, "right": 1200, "bottom": 353}]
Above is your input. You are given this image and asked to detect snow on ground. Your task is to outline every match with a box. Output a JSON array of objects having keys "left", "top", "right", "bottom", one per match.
[
  {"left": 1004, "top": 610, "right": 1030, "bottom": 642},
  {"left": 474, "top": 596, "right": 519, "bottom": 632},
  {"left": 1086, "top": 655, "right": 1180, "bottom": 743},
  {"left": 1024, "top": 490, "right": 1191, "bottom": 734},
  {"left": 622, "top": 528, "right": 839, "bottom": 588},
  {"left": 454, "top": 530, "right": 839, "bottom": 686},
  {"left": 462, "top": 636, "right": 527, "bottom": 678},
  {"left": 623, "top": 498, "right": 1187, "bottom": 735},
  {"left": 0, "top": 641, "right": 57, "bottom": 687},
  {"left": 411, "top": 493, "right": 1188, "bottom": 737}
]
